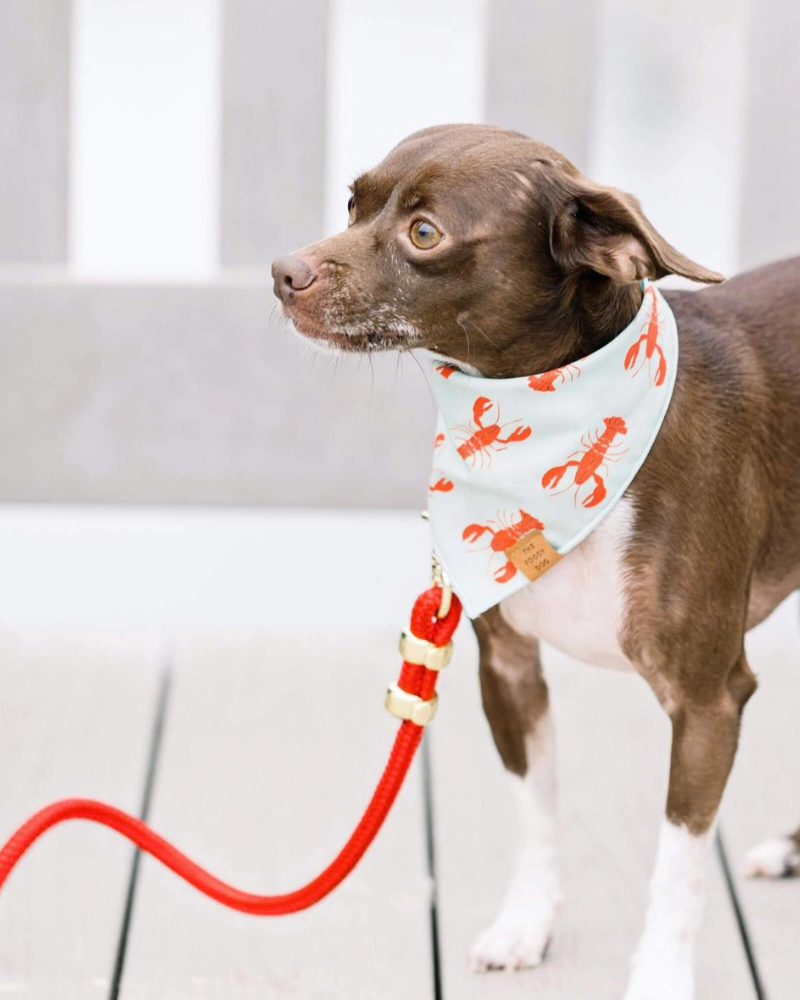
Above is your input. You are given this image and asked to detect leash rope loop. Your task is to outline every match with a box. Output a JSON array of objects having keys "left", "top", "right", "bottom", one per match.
[{"left": 0, "top": 586, "right": 461, "bottom": 916}]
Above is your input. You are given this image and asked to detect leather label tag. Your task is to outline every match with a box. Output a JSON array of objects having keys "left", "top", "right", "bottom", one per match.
[{"left": 506, "top": 530, "right": 562, "bottom": 581}]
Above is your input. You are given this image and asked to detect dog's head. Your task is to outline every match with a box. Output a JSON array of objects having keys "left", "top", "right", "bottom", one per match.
[{"left": 272, "top": 124, "right": 722, "bottom": 376}]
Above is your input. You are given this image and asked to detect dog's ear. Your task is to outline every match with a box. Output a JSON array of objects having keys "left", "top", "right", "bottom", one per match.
[{"left": 551, "top": 180, "right": 724, "bottom": 285}]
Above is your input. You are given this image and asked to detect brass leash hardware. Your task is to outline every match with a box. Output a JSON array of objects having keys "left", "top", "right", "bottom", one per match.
[
  {"left": 384, "top": 685, "right": 439, "bottom": 726},
  {"left": 421, "top": 512, "right": 453, "bottom": 620},
  {"left": 431, "top": 552, "right": 452, "bottom": 619},
  {"left": 385, "top": 519, "right": 456, "bottom": 726},
  {"left": 398, "top": 630, "right": 453, "bottom": 671}
]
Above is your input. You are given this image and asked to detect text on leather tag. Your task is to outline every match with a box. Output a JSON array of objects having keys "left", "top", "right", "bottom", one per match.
[{"left": 506, "top": 530, "right": 562, "bottom": 581}]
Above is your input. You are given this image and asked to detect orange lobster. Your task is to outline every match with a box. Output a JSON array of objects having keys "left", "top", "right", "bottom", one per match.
[
  {"left": 436, "top": 363, "right": 458, "bottom": 379},
  {"left": 528, "top": 363, "right": 580, "bottom": 392},
  {"left": 452, "top": 397, "right": 531, "bottom": 467},
  {"left": 542, "top": 416, "right": 628, "bottom": 508},
  {"left": 624, "top": 285, "right": 666, "bottom": 386},
  {"left": 429, "top": 477, "right": 454, "bottom": 493},
  {"left": 429, "top": 432, "right": 454, "bottom": 492},
  {"left": 463, "top": 510, "right": 545, "bottom": 583}
]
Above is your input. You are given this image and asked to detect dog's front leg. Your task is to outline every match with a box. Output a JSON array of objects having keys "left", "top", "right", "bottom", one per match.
[
  {"left": 468, "top": 606, "right": 560, "bottom": 972},
  {"left": 624, "top": 652, "right": 758, "bottom": 1000}
]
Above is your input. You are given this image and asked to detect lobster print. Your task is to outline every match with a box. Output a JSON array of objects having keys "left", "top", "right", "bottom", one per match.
[
  {"left": 625, "top": 285, "right": 667, "bottom": 386},
  {"left": 436, "top": 363, "right": 459, "bottom": 379},
  {"left": 429, "top": 432, "right": 454, "bottom": 493},
  {"left": 542, "top": 416, "right": 628, "bottom": 508},
  {"left": 429, "top": 476, "right": 454, "bottom": 493},
  {"left": 463, "top": 510, "right": 545, "bottom": 583},
  {"left": 528, "top": 363, "right": 580, "bottom": 392},
  {"left": 452, "top": 397, "right": 532, "bottom": 467}
]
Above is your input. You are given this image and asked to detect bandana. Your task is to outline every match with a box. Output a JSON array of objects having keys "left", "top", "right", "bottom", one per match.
[{"left": 426, "top": 282, "right": 677, "bottom": 619}]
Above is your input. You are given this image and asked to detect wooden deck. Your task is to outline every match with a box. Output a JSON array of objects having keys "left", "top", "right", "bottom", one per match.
[{"left": 0, "top": 573, "right": 797, "bottom": 997}]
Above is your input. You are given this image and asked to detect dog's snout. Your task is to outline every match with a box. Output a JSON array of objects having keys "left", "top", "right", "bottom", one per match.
[{"left": 271, "top": 255, "right": 317, "bottom": 302}]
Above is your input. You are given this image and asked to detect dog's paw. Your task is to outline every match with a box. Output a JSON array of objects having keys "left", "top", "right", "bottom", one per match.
[
  {"left": 745, "top": 836, "right": 800, "bottom": 878},
  {"left": 468, "top": 902, "right": 556, "bottom": 972},
  {"left": 623, "top": 955, "right": 694, "bottom": 1000}
]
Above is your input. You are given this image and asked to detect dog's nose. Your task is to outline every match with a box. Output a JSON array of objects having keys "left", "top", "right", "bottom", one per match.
[{"left": 271, "top": 255, "right": 317, "bottom": 302}]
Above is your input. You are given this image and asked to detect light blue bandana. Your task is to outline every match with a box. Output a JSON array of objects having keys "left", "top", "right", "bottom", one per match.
[{"left": 427, "top": 282, "right": 677, "bottom": 618}]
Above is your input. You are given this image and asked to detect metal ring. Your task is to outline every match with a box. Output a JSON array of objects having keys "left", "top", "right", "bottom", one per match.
[{"left": 431, "top": 553, "right": 453, "bottom": 619}]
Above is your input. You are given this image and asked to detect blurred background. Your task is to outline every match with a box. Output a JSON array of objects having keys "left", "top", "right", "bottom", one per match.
[
  {"left": 0, "top": 0, "right": 798, "bottom": 632},
  {"left": 1, "top": 6, "right": 799, "bottom": 995}
]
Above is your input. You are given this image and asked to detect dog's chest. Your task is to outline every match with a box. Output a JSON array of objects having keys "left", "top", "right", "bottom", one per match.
[{"left": 498, "top": 498, "right": 635, "bottom": 670}]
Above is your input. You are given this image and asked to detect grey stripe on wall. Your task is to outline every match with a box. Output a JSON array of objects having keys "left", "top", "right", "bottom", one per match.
[
  {"left": 0, "top": 0, "right": 70, "bottom": 263},
  {"left": 738, "top": 2, "right": 800, "bottom": 270},
  {"left": 485, "top": 0, "right": 599, "bottom": 170},
  {"left": 221, "top": 0, "right": 329, "bottom": 266},
  {"left": 0, "top": 281, "right": 435, "bottom": 507}
]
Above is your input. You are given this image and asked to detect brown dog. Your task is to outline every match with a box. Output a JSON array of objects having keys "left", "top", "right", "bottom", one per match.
[{"left": 272, "top": 124, "right": 800, "bottom": 1000}]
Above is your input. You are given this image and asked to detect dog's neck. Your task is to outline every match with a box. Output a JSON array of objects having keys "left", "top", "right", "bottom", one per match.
[
  {"left": 457, "top": 277, "right": 645, "bottom": 378},
  {"left": 564, "top": 275, "right": 645, "bottom": 362}
]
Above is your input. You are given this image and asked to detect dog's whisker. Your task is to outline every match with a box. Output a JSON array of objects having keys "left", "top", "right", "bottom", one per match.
[
  {"left": 465, "top": 317, "right": 510, "bottom": 355},
  {"left": 463, "top": 323, "right": 472, "bottom": 364},
  {"left": 407, "top": 350, "right": 437, "bottom": 408},
  {"left": 392, "top": 351, "right": 403, "bottom": 392}
]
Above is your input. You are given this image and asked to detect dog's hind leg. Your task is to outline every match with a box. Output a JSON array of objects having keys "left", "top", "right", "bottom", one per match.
[
  {"left": 467, "top": 606, "right": 561, "bottom": 972},
  {"left": 745, "top": 825, "right": 800, "bottom": 877}
]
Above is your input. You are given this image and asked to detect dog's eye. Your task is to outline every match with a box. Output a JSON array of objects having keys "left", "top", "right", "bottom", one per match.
[
  {"left": 410, "top": 219, "right": 443, "bottom": 249},
  {"left": 347, "top": 196, "right": 355, "bottom": 225}
]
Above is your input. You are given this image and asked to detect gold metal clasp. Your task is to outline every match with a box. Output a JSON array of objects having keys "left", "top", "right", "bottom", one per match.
[
  {"left": 399, "top": 630, "right": 453, "bottom": 671},
  {"left": 421, "top": 513, "right": 453, "bottom": 620},
  {"left": 385, "top": 684, "right": 439, "bottom": 726},
  {"left": 431, "top": 552, "right": 453, "bottom": 619}
]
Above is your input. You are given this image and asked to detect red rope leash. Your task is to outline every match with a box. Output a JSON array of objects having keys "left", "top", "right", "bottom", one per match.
[{"left": 0, "top": 586, "right": 461, "bottom": 915}]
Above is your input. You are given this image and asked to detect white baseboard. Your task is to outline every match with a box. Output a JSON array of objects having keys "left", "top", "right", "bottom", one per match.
[{"left": 0, "top": 505, "right": 431, "bottom": 635}]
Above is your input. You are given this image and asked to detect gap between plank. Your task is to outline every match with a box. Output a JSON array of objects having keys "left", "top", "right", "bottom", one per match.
[
  {"left": 421, "top": 735, "right": 444, "bottom": 1000},
  {"left": 715, "top": 827, "right": 768, "bottom": 1000},
  {"left": 108, "top": 654, "right": 173, "bottom": 1000}
]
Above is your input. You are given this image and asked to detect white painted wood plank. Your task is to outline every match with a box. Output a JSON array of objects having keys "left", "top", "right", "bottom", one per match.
[
  {"left": 70, "top": 0, "right": 220, "bottom": 279},
  {"left": 724, "top": 593, "right": 800, "bottom": 999},
  {"left": 432, "top": 630, "right": 758, "bottom": 999},
  {"left": 119, "top": 630, "right": 434, "bottom": 999},
  {"left": 0, "top": 507, "right": 429, "bottom": 633},
  {"left": 0, "top": 631, "right": 163, "bottom": 998},
  {"left": 326, "top": 0, "right": 486, "bottom": 236},
  {"left": 588, "top": 0, "right": 749, "bottom": 280}
]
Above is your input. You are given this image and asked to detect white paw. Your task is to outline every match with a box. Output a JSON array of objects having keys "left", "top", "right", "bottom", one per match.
[
  {"left": 745, "top": 836, "right": 800, "bottom": 878},
  {"left": 624, "top": 954, "right": 694, "bottom": 1000},
  {"left": 468, "top": 901, "right": 556, "bottom": 972}
]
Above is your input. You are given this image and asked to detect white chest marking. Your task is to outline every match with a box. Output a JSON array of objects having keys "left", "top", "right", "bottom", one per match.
[{"left": 498, "top": 497, "right": 635, "bottom": 670}]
